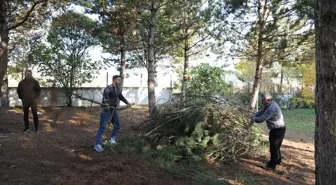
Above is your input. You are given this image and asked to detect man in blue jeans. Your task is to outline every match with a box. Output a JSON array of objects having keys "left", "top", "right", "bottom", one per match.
[{"left": 94, "top": 75, "right": 132, "bottom": 152}]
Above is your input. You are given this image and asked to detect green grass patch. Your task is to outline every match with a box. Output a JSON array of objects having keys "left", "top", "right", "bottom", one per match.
[{"left": 282, "top": 108, "right": 315, "bottom": 133}]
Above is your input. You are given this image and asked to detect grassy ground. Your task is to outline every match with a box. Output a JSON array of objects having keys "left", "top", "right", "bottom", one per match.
[
  {"left": 257, "top": 108, "right": 315, "bottom": 143},
  {"left": 282, "top": 109, "right": 315, "bottom": 133}
]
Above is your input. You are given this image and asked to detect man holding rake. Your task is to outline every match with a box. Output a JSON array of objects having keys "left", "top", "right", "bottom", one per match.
[
  {"left": 249, "top": 93, "right": 286, "bottom": 171},
  {"left": 94, "top": 75, "right": 132, "bottom": 152}
]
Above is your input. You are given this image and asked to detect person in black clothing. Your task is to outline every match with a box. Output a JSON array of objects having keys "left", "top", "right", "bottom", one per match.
[
  {"left": 94, "top": 75, "right": 132, "bottom": 152},
  {"left": 17, "top": 70, "right": 41, "bottom": 132}
]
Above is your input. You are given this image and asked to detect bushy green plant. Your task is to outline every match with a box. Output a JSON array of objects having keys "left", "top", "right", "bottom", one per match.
[
  {"left": 188, "top": 64, "right": 232, "bottom": 96},
  {"left": 286, "top": 89, "right": 315, "bottom": 109},
  {"left": 295, "top": 88, "right": 315, "bottom": 108}
]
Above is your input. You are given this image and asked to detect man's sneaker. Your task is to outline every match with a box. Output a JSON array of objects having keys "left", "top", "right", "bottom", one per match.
[
  {"left": 94, "top": 144, "right": 104, "bottom": 152},
  {"left": 23, "top": 128, "right": 29, "bottom": 133},
  {"left": 109, "top": 138, "right": 117, "bottom": 144},
  {"left": 35, "top": 128, "right": 39, "bottom": 132}
]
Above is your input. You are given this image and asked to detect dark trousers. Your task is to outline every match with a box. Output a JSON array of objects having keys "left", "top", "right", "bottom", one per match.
[
  {"left": 268, "top": 127, "right": 286, "bottom": 168},
  {"left": 23, "top": 101, "right": 39, "bottom": 130}
]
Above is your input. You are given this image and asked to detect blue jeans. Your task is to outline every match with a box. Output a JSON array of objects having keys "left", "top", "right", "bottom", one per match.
[{"left": 95, "top": 109, "right": 120, "bottom": 145}]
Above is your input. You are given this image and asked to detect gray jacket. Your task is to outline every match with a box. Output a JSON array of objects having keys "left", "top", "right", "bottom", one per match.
[{"left": 252, "top": 101, "right": 285, "bottom": 130}]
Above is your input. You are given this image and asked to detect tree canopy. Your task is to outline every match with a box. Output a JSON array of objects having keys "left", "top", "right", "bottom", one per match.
[{"left": 33, "top": 11, "right": 101, "bottom": 106}]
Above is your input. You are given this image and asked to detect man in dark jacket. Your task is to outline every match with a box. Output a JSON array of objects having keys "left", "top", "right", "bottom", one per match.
[
  {"left": 249, "top": 93, "right": 286, "bottom": 170},
  {"left": 17, "top": 70, "right": 41, "bottom": 133},
  {"left": 94, "top": 75, "right": 132, "bottom": 152}
]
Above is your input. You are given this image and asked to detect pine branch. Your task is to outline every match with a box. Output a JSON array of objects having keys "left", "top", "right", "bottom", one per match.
[
  {"left": 8, "top": 0, "right": 45, "bottom": 30},
  {"left": 187, "top": 43, "right": 214, "bottom": 58}
]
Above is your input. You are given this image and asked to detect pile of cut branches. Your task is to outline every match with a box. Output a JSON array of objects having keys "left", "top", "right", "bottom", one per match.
[{"left": 137, "top": 96, "right": 263, "bottom": 162}]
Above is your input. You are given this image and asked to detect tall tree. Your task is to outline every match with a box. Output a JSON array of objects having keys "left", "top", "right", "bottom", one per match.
[
  {"left": 82, "top": 0, "right": 140, "bottom": 90},
  {"left": 33, "top": 12, "right": 100, "bottom": 106},
  {"left": 146, "top": 0, "right": 158, "bottom": 115},
  {"left": 9, "top": 32, "right": 44, "bottom": 80},
  {"left": 82, "top": 0, "right": 171, "bottom": 116},
  {"left": 214, "top": 0, "right": 311, "bottom": 111},
  {"left": 315, "top": 0, "right": 336, "bottom": 183},
  {"left": 0, "top": 0, "right": 68, "bottom": 121},
  {"left": 129, "top": 0, "right": 170, "bottom": 116},
  {"left": 245, "top": 0, "right": 288, "bottom": 111},
  {"left": 166, "top": 0, "right": 213, "bottom": 101}
]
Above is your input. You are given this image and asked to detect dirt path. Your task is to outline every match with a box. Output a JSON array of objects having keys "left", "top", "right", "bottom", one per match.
[
  {"left": 239, "top": 139, "right": 314, "bottom": 185},
  {"left": 0, "top": 107, "right": 315, "bottom": 185},
  {"left": 0, "top": 107, "right": 192, "bottom": 185}
]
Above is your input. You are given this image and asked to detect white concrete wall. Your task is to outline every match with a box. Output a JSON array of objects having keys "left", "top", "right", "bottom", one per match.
[{"left": 9, "top": 87, "right": 173, "bottom": 107}]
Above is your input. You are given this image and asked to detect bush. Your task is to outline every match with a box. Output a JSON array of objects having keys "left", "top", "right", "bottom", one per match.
[
  {"left": 173, "top": 63, "right": 232, "bottom": 96},
  {"left": 187, "top": 64, "right": 231, "bottom": 96},
  {"left": 229, "top": 93, "right": 250, "bottom": 107},
  {"left": 295, "top": 88, "right": 315, "bottom": 108},
  {"left": 285, "top": 90, "right": 315, "bottom": 109}
]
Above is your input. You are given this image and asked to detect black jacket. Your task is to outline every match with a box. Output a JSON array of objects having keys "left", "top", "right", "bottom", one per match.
[
  {"left": 102, "top": 84, "right": 128, "bottom": 108},
  {"left": 17, "top": 78, "right": 41, "bottom": 104}
]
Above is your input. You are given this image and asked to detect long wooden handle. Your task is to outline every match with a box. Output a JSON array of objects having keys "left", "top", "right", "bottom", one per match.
[{"left": 73, "top": 93, "right": 131, "bottom": 110}]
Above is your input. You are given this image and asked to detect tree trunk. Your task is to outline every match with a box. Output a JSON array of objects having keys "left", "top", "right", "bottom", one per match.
[
  {"left": 249, "top": 65, "right": 263, "bottom": 111},
  {"left": 120, "top": 47, "right": 126, "bottom": 91},
  {"left": 279, "top": 66, "right": 284, "bottom": 93},
  {"left": 181, "top": 35, "right": 189, "bottom": 102},
  {"left": 181, "top": 2, "right": 189, "bottom": 102},
  {"left": 66, "top": 92, "right": 72, "bottom": 107},
  {"left": 119, "top": 25, "right": 126, "bottom": 91},
  {"left": 249, "top": 0, "right": 266, "bottom": 111},
  {"left": 315, "top": 1, "right": 336, "bottom": 184},
  {"left": 67, "top": 66, "right": 74, "bottom": 107},
  {"left": 147, "top": 0, "right": 157, "bottom": 116},
  {"left": 118, "top": 43, "right": 126, "bottom": 107},
  {"left": 0, "top": 76, "right": 9, "bottom": 121},
  {"left": 0, "top": 1, "right": 9, "bottom": 124}
]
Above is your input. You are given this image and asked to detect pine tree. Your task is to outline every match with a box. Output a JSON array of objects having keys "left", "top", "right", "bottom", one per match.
[{"left": 315, "top": 0, "right": 336, "bottom": 183}]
